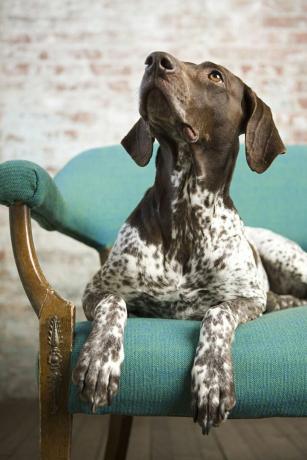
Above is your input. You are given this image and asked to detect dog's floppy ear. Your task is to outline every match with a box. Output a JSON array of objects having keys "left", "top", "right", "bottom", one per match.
[
  {"left": 121, "top": 118, "right": 154, "bottom": 166},
  {"left": 243, "top": 85, "right": 286, "bottom": 173}
]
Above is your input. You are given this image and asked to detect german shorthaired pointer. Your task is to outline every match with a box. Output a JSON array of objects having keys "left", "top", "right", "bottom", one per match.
[{"left": 72, "top": 52, "right": 307, "bottom": 434}]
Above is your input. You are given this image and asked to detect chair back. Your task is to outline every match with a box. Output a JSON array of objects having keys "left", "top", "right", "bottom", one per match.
[{"left": 54, "top": 144, "right": 307, "bottom": 249}]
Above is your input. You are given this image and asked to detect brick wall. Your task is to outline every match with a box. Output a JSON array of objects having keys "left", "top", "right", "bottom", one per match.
[{"left": 0, "top": 0, "right": 306, "bottom": 398}]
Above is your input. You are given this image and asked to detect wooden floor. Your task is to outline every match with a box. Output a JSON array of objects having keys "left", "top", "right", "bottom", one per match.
[{"left": 0, "top": 400, "right": 307, "bottom": 459}]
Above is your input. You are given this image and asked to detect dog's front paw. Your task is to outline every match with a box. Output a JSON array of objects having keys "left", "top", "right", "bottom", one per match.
[
  {"left": 72, "top": 331, "right": 124, "bottom": 412},
  {"left": 191, "top": 354, "right": 236, "bottom": 434}
]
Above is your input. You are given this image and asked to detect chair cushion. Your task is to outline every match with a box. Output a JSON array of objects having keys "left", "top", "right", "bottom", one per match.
[{"left": 69, "top": 306, "right": 307, "bottom": 418}]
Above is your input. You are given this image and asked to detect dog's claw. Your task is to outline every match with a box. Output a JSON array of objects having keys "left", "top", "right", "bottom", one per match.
[
  {"left": 91, "top": 395, "right": 101, "bottom": 413},
  {"left": 107, "top": 388, "right": 113, "bottom": 406},
  {"left": 92, "top": 400, "right": 97, "bottom": 413},
  {"left": 192, "top": 401, "right": 198, "bottom": 423},
  {"left": 191, "top": 375, "right": 235, "bottom": 434},
  {"left": 202, "top": 418, "right": 212, "bottom": 435},
  {"left": 77, "top": 380, "right": 84, "bottom": 393},
  {"left": 219, "top": 401, "right": 225, "bottom": 420}
]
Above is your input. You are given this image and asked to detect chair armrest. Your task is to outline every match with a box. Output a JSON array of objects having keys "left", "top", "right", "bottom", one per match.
[
  {"left": 0, "top": 160, "right": 102, "bottom": 249},
  {"left": 9, "top": 203, "right": 75, "bottom": 318},
  {"left": 0, "top": 160, "right": 67, "bottom": 230}
]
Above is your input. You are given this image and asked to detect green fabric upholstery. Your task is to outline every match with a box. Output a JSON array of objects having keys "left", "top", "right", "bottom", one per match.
[
  {"left": 0, "top": 159, "right": 103, "bottom": 248},
  {"left": 1, "top": 145, "right": 306, "bottom": 250},
  {"left": 53, "top": 145, "right": 158, "bottom": 249},
  {"left": 69, "top": 307, "right": 307, "bottom": 417},
  {"left": 54, "top": 144, "right": 307, "bottom": 250},
  {"left": 231, "top": 145, "right": 307, "bottom": 250}
]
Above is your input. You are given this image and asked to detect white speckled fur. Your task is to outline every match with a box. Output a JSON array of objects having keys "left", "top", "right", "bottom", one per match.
[{"left": 246, "top": 227, "right": 307, "bottom": 296}]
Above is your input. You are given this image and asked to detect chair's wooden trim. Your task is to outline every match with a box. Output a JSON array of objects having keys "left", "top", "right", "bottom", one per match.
[
  {"left": 9, "top": 203, "right": 76, "bottom": 459},
  {"left": 9, "top": 204, "right": 72, "bottom": 318},
  {"left": 39, "top": 297, "right": 75, "bottom": 460}
]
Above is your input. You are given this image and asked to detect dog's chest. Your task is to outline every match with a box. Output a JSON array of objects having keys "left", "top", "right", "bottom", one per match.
[{"left": 107, "top": 185, "right": 258, "bottom": 318}]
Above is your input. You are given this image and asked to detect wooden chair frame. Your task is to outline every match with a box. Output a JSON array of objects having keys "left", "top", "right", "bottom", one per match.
[{"left": 9, "top": 203, "right": 132, "bottom": 460}]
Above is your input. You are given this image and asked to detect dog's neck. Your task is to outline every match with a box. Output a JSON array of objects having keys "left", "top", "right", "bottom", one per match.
[
  {"left": 127, "top": 137, "right": 240, "bottom": 262},
  {"left": 154, "top": 138, "right": 239, "bottom": 208}
]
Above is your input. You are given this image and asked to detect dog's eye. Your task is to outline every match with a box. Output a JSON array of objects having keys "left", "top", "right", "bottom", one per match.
[{"left": 208, "top": 70, "right": 224, "bottom": 83}]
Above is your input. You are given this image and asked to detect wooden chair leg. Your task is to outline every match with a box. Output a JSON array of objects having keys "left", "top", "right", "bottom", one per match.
[
  {"left": 104, "top": 415, "right": 133, "bottom": 460},
  {"left": 39, "top": 303, "right": 75, "bottom": 460}
]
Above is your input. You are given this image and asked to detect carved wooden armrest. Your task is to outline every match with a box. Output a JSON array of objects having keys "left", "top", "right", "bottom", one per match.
[
  {"left": 9, "top": 203, "right": 75, "bottom": 318},
  {"left": 9, "top": 203, "right": 75, "bottom": 457}
]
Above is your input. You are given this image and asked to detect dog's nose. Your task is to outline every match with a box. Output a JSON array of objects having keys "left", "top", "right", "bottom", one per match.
[{"left": 144, "top": 52, "right": 176, "bottom": 74}]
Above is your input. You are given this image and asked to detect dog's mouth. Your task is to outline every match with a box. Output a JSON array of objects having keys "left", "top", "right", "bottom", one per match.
[
  {"left": 181, "top": 124, "right": 199, "bottom": 143},
  {"left": 140, "top": 82, "right": 199, "bottom": 144}
]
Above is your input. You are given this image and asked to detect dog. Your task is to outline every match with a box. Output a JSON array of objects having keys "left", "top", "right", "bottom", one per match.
[{"left": 72, "top": 51, "right": 307, "bottom": 434}]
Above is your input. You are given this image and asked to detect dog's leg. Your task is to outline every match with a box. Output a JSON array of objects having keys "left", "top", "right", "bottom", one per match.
[
  {"left": 72, "top": 283, "right": 127, "bottom": 411},
  {"left": 246, "top": 227, "right": 307, "bottom": 298},
  {"left": 191, "top": 297, "right": 264, "bottom": 434},
  {"left": 266, "top": 291, "right": 307, "bottom": 312}
]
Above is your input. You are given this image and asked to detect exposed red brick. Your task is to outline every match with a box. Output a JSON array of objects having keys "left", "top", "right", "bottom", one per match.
[
  {"left": 64, "top": 129, "right": 78, "bottom": 139},
  {"left": 70, "top": 112, "right": 95, "bottom": 124},
  {"left": 2, "top": 63, "right": 30, "bottom": 76},
  {"left": 298, "top": 98, "right": 307, "bottom": 109},
  {"left": 108, "top": 81, "right": 129, "bottom": 92},
  {"left": 46, "top": 166, "right": 58, "bottom": 174},
  {"left": 72, "top": 49, "right": 103, "bottom": 60},
  {"left": 90, "top": 63, "right": 105, "bottom": 75},
  {"left": 264, "top": 17, "right": 307, "bottom": 27},
  {"left": 274, "top": 66, "right": 283, "bottom": 76},
  {"left": 39, "top": 51, "right": 48, "bottom": 60},
  {"left": 5, "top": 134, "right": 24, "bottom": 143},
  {"left": 241, "top": 65, "right": 252, "bottom": 74},
  {"left": 292, "top": 33, "right": 307, "bottom": 43},
  {"left": 7, "top": 34, "right": 31, "bottom": 44},
  {"left": 55, "top": 83, "right": 79, "bottom": 92},
  {"left": 17, "top": 63, "right": 30, "bottom": 75},
  {"left": 54, "top": 65, "right": 65, "bottom": 74},
  {"left": 293, "top": 131, "right": 307, "bottom": 143},
  {"left": 119, "top": 65, "right": 132, "bottom": 76},
  {"left": 296, "top": 81, "right": 307, "bottom": 92}
]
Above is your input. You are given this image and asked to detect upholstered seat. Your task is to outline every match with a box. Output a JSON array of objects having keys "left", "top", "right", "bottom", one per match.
[{"left": 70, "top": 310, "right": 307, "bottom": 418}]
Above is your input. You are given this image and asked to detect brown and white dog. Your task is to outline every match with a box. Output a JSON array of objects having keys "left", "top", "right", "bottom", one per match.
[{"left": 72, "top": 52, "right": 307, "bottom": 434}]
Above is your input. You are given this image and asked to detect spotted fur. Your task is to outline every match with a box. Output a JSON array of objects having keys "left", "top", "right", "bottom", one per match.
[
  {"left": 72, "top": 52, "right": 307, "bottom": 433},
  {"left": 246, "top": 227, "right": 307, "bottom": 298},
  {"left": 72, "top": 294, "right": 127, "bottom": 411}
]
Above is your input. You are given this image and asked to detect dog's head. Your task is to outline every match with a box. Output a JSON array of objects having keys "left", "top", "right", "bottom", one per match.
[{"left": 121, "top": 51, "right": 285, "bottom": 173}]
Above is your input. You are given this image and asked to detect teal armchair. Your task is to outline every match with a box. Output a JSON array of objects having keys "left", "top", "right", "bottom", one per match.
[{"left": 1, "top": 144, "right": 307, "bottom": 460}]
